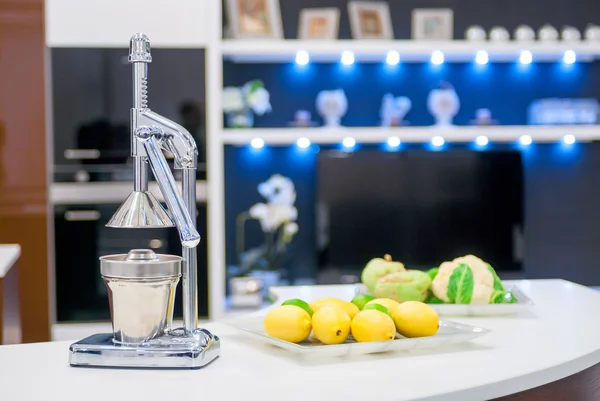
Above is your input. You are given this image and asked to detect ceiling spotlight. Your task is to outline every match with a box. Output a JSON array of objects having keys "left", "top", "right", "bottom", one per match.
[
  {"left": 250, "top": 138, "right": 264, "bottom": 149},
  {"left": 519, "top": 50, "right": 532, "bottom": 65},
  {"left": 431, "top": 136, "right": 445, "bottom": 147},
  {"left": 387, "top": 136, "right": 401, "bottom": 147},
  {"left": 297, "top": 137, "right": 311, "bottom": 148},
  {"left": 342, "top": 136, "right": 356, "bottom": 148},
  {"left": 386, "top": 51, "right": 400, "bottom": 65},
  {"left": 475, "top": 135, "right": 489, "bottom": 146},
  {"left": 563, "top": 50, "right": 576, "bottom": 65},
  {"left": 519, "top": 135, "right": 532, "bottom": 146},
  {"left": 475, "top": 50, "right": 489, "bottom": 65},
  {"left": 295, "top": 50, "right": 309, "bottom": 65},
  {"left": 431, "top": 50, "right": 445, "bottom": 65},
  {"left": 341, "top": 51, "right": 355, "bottom": 65},
  {"left": 563, "top": 134, "right": 576, "bottom": 145}
]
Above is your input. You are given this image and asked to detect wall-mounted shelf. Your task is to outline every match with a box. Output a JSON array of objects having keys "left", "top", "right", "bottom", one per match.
[
  {"left": 222, "top": 39, "right": 600, "bottom": 63},
  {"left": 222, "top": 125, "right": 600, "bottom": 145}
]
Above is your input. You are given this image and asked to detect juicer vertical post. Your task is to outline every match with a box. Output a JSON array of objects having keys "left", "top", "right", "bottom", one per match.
[
  {"left": 183, "top": 168, "right": 198, "bottom": 329},
  {"left": 130, "top": 36, "right": 151, "bottom": 194},
  {"left": 127, "top": 33, "right": 200, "bottom": 332}
]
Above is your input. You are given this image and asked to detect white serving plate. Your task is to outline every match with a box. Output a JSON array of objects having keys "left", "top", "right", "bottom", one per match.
[
  {"left": 354, "top": 284, "right": 534, "bottom": 316},
  {"left": 225, "top": 316, "right": 489, "bottom": 357},
  {"left": 265, "top": 282, "right": 534, "bottom": 317},
  {"left": 428, "top": 286, "right": 534, "bottom": 316}
]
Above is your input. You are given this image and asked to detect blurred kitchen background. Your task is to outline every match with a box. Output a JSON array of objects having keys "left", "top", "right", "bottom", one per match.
[{"left": 0, "top": 0, "right": 599, "bottom": 342}]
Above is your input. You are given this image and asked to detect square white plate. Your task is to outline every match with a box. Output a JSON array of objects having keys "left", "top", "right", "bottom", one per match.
[
  {"left": 355, "top": 284, "right": 535, "bottom": 317},
  {"left": 225, "top": 316, "right": 489, "bottom": 357}
]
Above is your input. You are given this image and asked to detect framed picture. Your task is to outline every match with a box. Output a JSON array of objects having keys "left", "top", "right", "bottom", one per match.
[
  {"left": 298, "top": 8, "right": 340, "bottom": 40},
  {"left": 226, "top": 0, "right": 283, "bottom": 39},
  {"left": 348, "top": 2, "right": 394, "bottom": 40},
  {"left": 412, "top": 9, "right": 454, "bottom": 40}
]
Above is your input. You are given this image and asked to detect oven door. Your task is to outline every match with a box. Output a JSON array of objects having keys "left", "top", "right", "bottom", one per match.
[{"left": 54, "top": 203, "right": 208, "bottom": 322}]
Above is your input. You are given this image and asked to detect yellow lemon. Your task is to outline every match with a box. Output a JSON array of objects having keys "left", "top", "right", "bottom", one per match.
[
  {"left": 309, "top": 297, "right": 339, "bottom": 312},
  {"left": 264, "top": 305, "right": 312, "bottom": 343},
  {"left": 350, "top": 309, "right": 396, "bottom": 342},
  {"left": 365, "top": 298, "right": 400, "bottom": 313},
  {"left": 337, "top": 300, "right": 360, "bottom": 319},
  {"left": 392, "top": 301, "right": 439, "bottom": 338},
  {"left": 310, "top": 298, "right": 360, "bottom": 319},
  {"left": 312, "top": 305, "right": 351, "bottom": 345}
]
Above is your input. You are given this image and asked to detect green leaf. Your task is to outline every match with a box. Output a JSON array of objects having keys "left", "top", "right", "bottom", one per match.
[
  {"left": 427, "top": 267, "right": 439, "bottom": 281},
  {"left": 491, "top": 290, "right": 518, "bottom": 304},
  {"left": 490, "top": 290, "right": 505, "bottom": 304},
  {"left": 425, "top": 291, "right": 445, "bottom": 304},
  {"left": 447, "top": 264, "right": 474, "bottom": 304},
  {"left": 246, "top": 80, "right": 264, "bottom": 94},
  {"left": 487, "top": 264, "right": 505, "bottom": 292}
]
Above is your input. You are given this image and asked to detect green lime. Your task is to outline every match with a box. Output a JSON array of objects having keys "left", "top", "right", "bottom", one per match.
[
  {"left": 351, "top": 294, "right": 375, "bottom": 310},
  {"left": 282, "top": 298, "right": 313, "bottom": 317},
  {"left": 362, "top": 303, "right": 391, "bottom": 317}
]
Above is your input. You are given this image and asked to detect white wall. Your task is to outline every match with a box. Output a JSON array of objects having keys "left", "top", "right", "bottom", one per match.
[{"left": 45, "top": 0, "right": 213, "bottom": 47}]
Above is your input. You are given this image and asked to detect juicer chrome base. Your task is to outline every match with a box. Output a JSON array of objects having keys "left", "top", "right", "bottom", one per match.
[{"left": 68, "top": 328, "right": 220, "bottom": 369}]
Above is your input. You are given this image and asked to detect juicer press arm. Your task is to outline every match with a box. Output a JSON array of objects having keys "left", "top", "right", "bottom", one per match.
[
  {"left": 135, "top": 127, "right": 200, "bottom": 248},
  {"left": 134, "top": 110, "right": 198, "bottom": 169}
]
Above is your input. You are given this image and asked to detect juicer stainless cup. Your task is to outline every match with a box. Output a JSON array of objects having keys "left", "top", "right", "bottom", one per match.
[{"left": 100, "top": 249, "right": 182, "bottom": 344}]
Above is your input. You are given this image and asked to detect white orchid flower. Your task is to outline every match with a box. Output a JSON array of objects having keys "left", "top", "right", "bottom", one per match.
[
  {"left": 246, "top": 87, "right": 272, "bottom": 116},
  {"left": 258, "top": 174, "right": 296, "bottom": 206},
  {"left": 249, "top": 203, "right": 297, "bottom": 233},
  {"left": 230, "top": 113, "right": 252, "bottom": 127},
  {"left": 266, "top": 204, "right": 297, "bottom": 231},
  {"left": 222, "top": 87, "right": 245, "bottom": 112},
  {"left": 248, "top": 175, "right": 298, "bottom": 234},
  {"left": 249, "top": 203, "right": 275, "bottom": 232},
  {"left": 248, "top": 203, "right": 268, "bottom": 220},
  {"left": 284, "top": 222, "right": 299, "bottom": 236}
]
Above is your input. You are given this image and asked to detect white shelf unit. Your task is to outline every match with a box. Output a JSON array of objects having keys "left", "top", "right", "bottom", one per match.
[
  {"left": 222, "top": 39, "right": 600, "bottom": 63},
  {"left": 215, "top": 41, "right": 600, "bottom": 317},
  {"left": 221, "top": 125, "right": 600, "bottom": 145}
]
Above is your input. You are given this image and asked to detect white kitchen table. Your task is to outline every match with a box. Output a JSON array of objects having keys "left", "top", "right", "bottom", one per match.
[
  {"left": 0, "top": 244, "right": 20, "bottom": 279},
  {"left": 0, "top": 244, "right": 21, "bottom": 344},
  {"left": 0, "top": 279, "right": 599, "bottom": 401}
]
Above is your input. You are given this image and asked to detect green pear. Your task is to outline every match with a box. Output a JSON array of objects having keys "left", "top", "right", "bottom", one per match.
[{"left": 361, "top": 254, "right": 406, "bottom": 295}]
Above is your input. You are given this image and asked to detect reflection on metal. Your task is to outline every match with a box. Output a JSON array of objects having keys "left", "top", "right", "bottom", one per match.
[
  {"left": 106, "top": 191, "right": 174, "bottom": 228},
  {"left": 149, "top": 239, "right": 163, "bottom": 249},
  {"left": 64, "top": 149, "right": 101, "bottom": 160},
  {"left": 64, "top": 210, "right": 101, "bottom": 222}
]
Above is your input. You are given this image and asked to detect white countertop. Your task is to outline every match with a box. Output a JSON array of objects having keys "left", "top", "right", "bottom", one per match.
[
  {"left": 0, "top": 244, "right": 20, "bottom": 278},
  {"left": 0, "top": 279, "right": 599, "bottom": 401}
]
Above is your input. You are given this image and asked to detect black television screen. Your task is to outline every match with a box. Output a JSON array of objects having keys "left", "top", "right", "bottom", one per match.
[{"left": 316, "top": 149, "right": 524, "bottom": 271}]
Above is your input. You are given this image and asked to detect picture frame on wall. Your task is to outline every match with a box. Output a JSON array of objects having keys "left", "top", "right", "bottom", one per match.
[
  {"left": 348, "top": 2, "right": 394, "bottom": 40},
  {"left": 298, "top": 8, "right": 340, "bottom": 40},
  {"left": 411, "top": 9, "right": 454, "bottom": 40},
  {"left": 226, "top": 0, "right": 283, "bottom": 39}
]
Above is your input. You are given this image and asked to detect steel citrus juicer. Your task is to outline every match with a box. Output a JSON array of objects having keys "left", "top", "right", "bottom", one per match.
[{"left": 68, "top": 33, "right": 220, "bottom": 369}]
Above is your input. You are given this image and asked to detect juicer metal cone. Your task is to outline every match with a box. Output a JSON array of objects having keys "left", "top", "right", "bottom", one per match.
[{"left": 106, "top": 191, "right": 174, "bottom": 228}]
